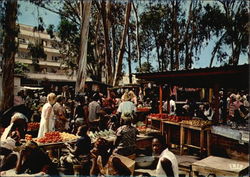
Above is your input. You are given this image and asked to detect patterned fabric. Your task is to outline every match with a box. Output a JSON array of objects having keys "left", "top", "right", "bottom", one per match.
[{"left": 114, "top": 125, "right": 138, "bottom": 156}]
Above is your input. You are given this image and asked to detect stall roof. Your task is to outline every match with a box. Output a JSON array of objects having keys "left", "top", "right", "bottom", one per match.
[{"left": 135, "top": 64, "right": 249, "bottom": 88}]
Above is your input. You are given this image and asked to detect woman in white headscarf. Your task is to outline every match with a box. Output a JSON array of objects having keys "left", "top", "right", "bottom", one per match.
[{"left": 37, "top": 93, "right": 56, "bottom": 138}]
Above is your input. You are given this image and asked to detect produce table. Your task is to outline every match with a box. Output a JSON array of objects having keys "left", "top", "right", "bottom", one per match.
[
  {"left": 146, "top": 116, "right": 166, "bottom": 133},
  {"left": 180, "top": 123, "right": 211, "bottom": 157},
  {"left": 162, "top": 121, "right": 181, "bottom": 147},
  {"left": 191, "top": 156, "right": 249, "bottom": 177},
  {"left": 136, "top": 134, "right": 153, "bottom": 149}
]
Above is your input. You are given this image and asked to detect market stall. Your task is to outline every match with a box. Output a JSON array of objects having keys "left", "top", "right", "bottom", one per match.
[{"left": 135, "top": 64, "right": 249, "bottom": 159}]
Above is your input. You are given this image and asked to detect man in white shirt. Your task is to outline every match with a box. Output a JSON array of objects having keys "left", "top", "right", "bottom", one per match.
[
  {"left": 117, "top": 92, "right": 136, "bottom": 118},
  {"left": 88, "top": 93, "right": 101, "bottom": 130},
  {"left": 169, "top": 95, "right": 176, "bottom": 115}
]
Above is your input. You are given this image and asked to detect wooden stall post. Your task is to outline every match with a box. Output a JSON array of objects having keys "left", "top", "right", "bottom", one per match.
[
  {"left": 159, "top": 84, "right": 163, "bottom": 114},
  {"left": 213, "top": 84, "right": 220, "bottom": 123}
]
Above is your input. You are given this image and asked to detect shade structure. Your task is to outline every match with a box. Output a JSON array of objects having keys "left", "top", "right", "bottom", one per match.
[{"left": 135, "top": 64, "right": 249, "bottom": 89}]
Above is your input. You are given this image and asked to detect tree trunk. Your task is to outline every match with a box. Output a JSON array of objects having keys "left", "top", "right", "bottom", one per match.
[
  {"left": 132, "top": 2, "right": 141, "bottom": 70},
  {"left": 209, "top": 32, "right": 226, "bottom": 67},
  {"left": 1, "top": 0, "right": 18, "bottom": 111},
  {"left": 75, "top": 1, "right": 92, "bottom": 93},
  {"left": 111, "top": 26, "right": 116, "bottom": 74},
  {"left": 100, "top": 1, "right": 112, "bottom": 85},
  {"left": 127, "top": 26, "right": 132, "bottom": 84},
  {"left": 113, "top": 1, "right": 131, "bottom": 86},
  {"left": 155, "top": 40, "right": 161, "bottom": 71}
]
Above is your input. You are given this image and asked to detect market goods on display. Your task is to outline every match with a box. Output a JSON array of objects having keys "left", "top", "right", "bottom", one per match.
[
  {"left": 35, "top": 131, "right": 78, "bottom": 144},
  {"left": 148, "top": 114, "right": 191, "bottom": 122},
  {"left": 27, "top": 122, "right": 40, "bottom": 131},
  {"left": 166, "top": 115, "right": 191, "bottom": 122},
  {"left": 88, "top": 129, "right": 116, "bottom": 143},
  {"left": 136, "top": 107, "right": 151, "bottom": 112},
  {"left": 148, "top": 113, "right": 168, "bottom": 119},
  {"left": 137, "top": 126, "right": 161, "bottom": 134},
  {"left": 181, "top": 120, "right": 212, "bottom": 127}
]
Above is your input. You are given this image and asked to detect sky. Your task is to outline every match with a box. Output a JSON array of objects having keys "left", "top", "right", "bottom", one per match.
[{"left": 18, "top": 1, "right": 248, "bottom": 73}]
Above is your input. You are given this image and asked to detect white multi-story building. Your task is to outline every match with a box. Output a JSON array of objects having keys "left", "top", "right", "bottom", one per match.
[{"left": 16, "top": 24, "right": 76, "bottom": 87}]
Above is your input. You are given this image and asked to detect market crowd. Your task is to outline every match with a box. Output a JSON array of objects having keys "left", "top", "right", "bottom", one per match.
[
  {"left": 0, "top": 84, "right": 249, "bottom": 176},
  {"left": 0, "top": 86, "right": 181, "bottom": 177}
]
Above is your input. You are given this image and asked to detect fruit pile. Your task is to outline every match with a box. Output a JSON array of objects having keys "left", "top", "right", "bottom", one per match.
[
  {"left": 27, "top": 122, "right": 40, "bottom": 131},
  {"left": 137, "top": 107, "right": 151, "bottom": 112},
  {"left": 181, "top": 120, "right": 212, "bottom": 127},
  {"left": 35, "top": 131, "right": 78, "bottom": 144},
  {"left": 36, "top": 131, "right": 62, "bottom": 144},
  {"left": 148, "top": 113, "right": 168, "bottom": 119},
  {"left": 60, "top": 132, "right": 78, "bottom": 142},
  {"left": 166, "top": 115, "right": 191, "bottom": 122}
]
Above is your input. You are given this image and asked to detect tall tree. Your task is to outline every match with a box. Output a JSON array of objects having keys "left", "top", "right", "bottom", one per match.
[
  {"left": 113, "top": 1, "right": 132, "bottom": 86},
  {"left": 75, "top": 1, "right": 92, "bottom": 93},
  {"left": 1, "top": 0, "right": 18, "bottom": 111},
  {"left": 201, "top": 0, "right": 248, "bottom": 67}
]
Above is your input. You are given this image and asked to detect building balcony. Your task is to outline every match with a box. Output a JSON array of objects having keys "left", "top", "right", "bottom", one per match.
[
  {"left": 25, "top": 72, "right": 76, "bottom": 82},
  {"left": 18, "top": 43, "right": 60, "bottom": 54},
  {"left": 15, "top": 57, "right": 66, "bottom": 67}
]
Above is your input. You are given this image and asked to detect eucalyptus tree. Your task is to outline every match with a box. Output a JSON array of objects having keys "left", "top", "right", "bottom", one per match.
[
  {"left": 1, "top": 0, "right": 18, "bottom": 111},
  {"left": 201, "top": 0, "right": 248, "bottom": 67}
]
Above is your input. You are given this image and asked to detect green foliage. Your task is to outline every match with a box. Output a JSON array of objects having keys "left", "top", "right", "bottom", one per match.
[
  {"left": 28, "top": 42, "right": 47, "bottom": 60},
  {"left": 46, "top": 24, "right": 55, "bottom": 38},
  {"left": 14, "top": 61, "right": 29, "bottom": 74},
  {"left": 136, "top": 62, "right": 154, "bottom": 73}
]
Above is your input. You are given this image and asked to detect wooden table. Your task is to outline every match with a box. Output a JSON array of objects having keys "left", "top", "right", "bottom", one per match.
[
  {"left": 146, "top": 116, "right": 166, "bottom": 133},
  {"left": 180, "top": 123, "right": 211, "bottom": 157},
  {"left": 136, "top": 135, "right": 153, "bottom": 149},
  {"left": 162, "top": 121, "right": 181, "bottom": 147},
  {"left": 192, "top": 156, "right": 249, "bottom": 177}
]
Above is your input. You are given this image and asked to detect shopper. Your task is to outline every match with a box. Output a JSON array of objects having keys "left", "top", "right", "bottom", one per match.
[
  {"left": 117, "top": 92, "right": 136, "bottom": 118},
  {"left": 53, "top": 95, "right": 67, "bottom": 132},
  {"left": 88, "top": 93, "right": 102, "bottom": 131},
  {"left": 37, "top": 93, "right": 56, "bottom": 138}
]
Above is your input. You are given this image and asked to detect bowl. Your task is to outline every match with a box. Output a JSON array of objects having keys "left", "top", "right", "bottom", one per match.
[{"left": 135, "top": 156, "right": 155, "bottom": 168}]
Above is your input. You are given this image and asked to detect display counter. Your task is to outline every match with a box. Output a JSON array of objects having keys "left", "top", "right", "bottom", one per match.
[{"left": 211, "top": 125, "right": 249, "bottom": 144}]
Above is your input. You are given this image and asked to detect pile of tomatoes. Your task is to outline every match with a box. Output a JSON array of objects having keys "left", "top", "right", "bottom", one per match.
[
  {"left": 27, "top": 122, "right": 40, "bottom": 131},
  {"left": 148, "top": 113, "right": 168, "bottom": 119},
  {"left": 166, "top": 115, "right": 191, "bottom": 122},
  {"left": 137, "top": 107, "right": 151, "bottom": 112},
  {"left": 36, "top": 131, "right": 63, "bottom": 144}
]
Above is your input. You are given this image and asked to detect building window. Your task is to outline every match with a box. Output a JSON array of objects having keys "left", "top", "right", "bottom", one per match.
[
  {"left": 52, "top": 56, "right": 59, "bottom": 61},
  {"left": 18, "top": 38, "right": 26, "bottom": 44}
]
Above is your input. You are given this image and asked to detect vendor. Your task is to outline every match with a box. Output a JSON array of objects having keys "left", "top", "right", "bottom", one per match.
[
  {"left": 90, "top": 138, "right": 132, "bottom": 176},
  {"left": 139, "top": 133, "right": 179, "bottom": 177},
  {"left": 60, "top": 125, "right": 92, "bottom": 175},
  {"left": 113, "top": 112, "right": 138, "bottom": 158},
  {"left": 0, "top": 131, "right": 21, "bottom": 171},
  {"left": 1, "top": 112, "right": 28, "bottom": 142},
  {"left": 154, "top": 135, "right": 179, "bottom": 177},
  {"left": 15, "top": 141, "right": 58, "bottom": 175}
]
